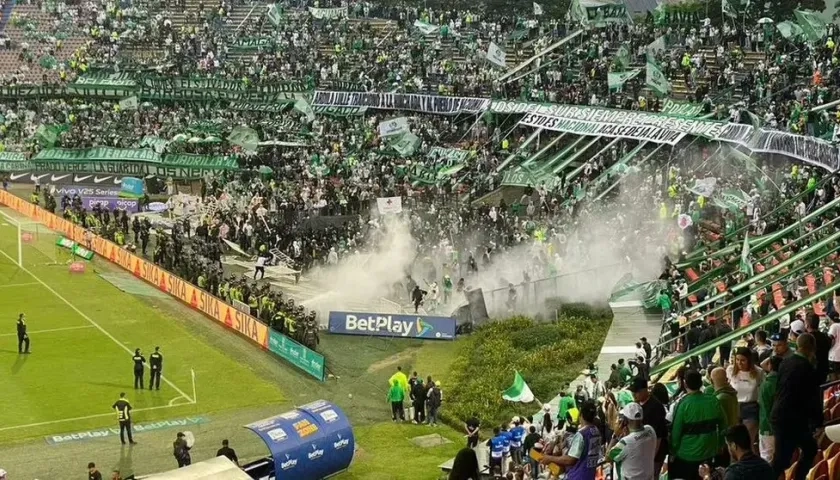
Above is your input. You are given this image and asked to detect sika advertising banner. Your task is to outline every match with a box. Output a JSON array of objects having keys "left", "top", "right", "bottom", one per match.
[
  {"left": 328, "top": 311, "right": 456, "bottom": 340},
  {"left": 0, "top": 190, "right": 325, "bottom": 380}
]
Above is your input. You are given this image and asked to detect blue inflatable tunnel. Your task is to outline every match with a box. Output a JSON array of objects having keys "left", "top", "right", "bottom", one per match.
[{"left": 244, "top": 400, "right": 355, "bottom": 479}]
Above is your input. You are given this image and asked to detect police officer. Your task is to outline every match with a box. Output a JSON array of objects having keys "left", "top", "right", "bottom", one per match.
[
  {"left": 149, "top": 346, "right": 163, "bottom": 391},
  {"left": 132, "top": 348, "right": 146, "bottom": 389},
  {"left": 112, "top": 392, "right": 137, "bottom": 445},
  {"left": 16, "top": 313, "right": 30, "bottom": 354}
]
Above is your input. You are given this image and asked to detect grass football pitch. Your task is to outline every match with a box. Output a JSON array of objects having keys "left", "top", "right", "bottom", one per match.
[
  {"left": 0, "top": 206, "right": 285, "bottom": 442},
  {"left": 0, "top": 205, "right": 465, "bottom": 479}
]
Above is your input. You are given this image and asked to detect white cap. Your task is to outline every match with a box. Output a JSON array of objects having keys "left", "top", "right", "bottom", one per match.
[
  {"left": 827, "top": 424, "right": 840, "bottom": 443},
  {"left": 620, "top": 402, "right": 643, "bottom": 421},
  {"left": 791, "top": 319, "right": 806, "bottom": 335}
]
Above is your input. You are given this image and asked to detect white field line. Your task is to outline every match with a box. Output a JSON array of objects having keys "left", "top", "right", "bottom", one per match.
[
  {"left": 0, "top": 402, "right": 192, "bottom": 432},
  {"left": 0, "top": 325, "right": 94, "bottom": 337},
  {"left": 0, "top": 282, "right": 39, "bottom": 288},
  {"left": 0, "top": 248, "right": 195, "bottom": 404}
]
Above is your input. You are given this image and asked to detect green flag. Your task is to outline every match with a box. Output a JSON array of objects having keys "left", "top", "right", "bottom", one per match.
[
  {"left": 389, "top": 132, "right": 420, "bottom": 157},
  {"left": 646, "top": 59, "right": 671, "bottom": 97},
  {"left": 740, "top": 233, "right": 753, "bottom": 277},
  {"left": 502, "top": 371, "right": 535, "bottom": 403},
  {"left": 35, "top": 124, "right": 66, "bottom": 147},
  {"left": 608, "top": 69, "right": 641, "bottom": 91},
  {"left": 266, "top": 3, "right": 283, "bottom": 26},
  {"left": 614, "top": 44, "right": 630, "bottom": 70},
  {"left": 794, "top": 9, "right": 826, "bottom": 43},
  {"left": 228, "top": 126, "right": 260, "bottom": 154}
]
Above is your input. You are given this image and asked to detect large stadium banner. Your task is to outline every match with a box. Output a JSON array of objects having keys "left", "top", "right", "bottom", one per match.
[
  {"left": 571, "top": 0, "right": 631, "bottom": 26},
  {"left": 0, "top": 148, "right": 239, "bottom": 181},
  {"left": 312, "top": 91, "right": 490, "bottom": 115},
  {"left": 328, "top": 312, "right": 456, "bottom": 340},
  {"left": 519, "top": 112, "right": 689, "bottom": 145}
]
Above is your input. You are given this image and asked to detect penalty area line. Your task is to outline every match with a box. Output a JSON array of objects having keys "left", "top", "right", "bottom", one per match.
[
  {"left": 0, "top": 247, "right": 195, "bottom": 404},
  {"left": 0, "top": 402, "right": 196, "bottom": 433}
]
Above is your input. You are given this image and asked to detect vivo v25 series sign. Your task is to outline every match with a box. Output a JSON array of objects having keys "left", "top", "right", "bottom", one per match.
[{"left": 328, "top": 311, "right": 456, "bottom": 340}]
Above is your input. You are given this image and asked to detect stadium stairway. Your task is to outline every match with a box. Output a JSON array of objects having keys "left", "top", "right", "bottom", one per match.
[{"left": 0, "top": 4, "right": 87, "bottom": 82}]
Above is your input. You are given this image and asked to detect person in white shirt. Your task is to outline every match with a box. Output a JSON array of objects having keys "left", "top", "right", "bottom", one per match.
[
  {"left": 726, "top": 347, "right": 764, "bottom": 450},
  {"left": 254, "top": 255, "right": 267, "bottom": 280},
  {"left": 828, "top": 312, "right": 840, "bottom": 380},
  {"left": 607, "top": 403, "right": 657, "bottom": 480}
]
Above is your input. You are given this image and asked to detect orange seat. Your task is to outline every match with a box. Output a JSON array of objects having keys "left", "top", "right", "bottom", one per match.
[
  {"left": 686, "top": 268, "right": 699, "bottom": 281},
  {"left": 806, "top": 459, "right": 828, "bottom": 480},
  {"left": 825, "top": 395, "right": 838, "bottom": 410},
  {"left": 829, "top": 450, "right": 840, "bottom": 479},
  {"left": 831, "top": 403, "right": 840, "bottom": 421},
  {"left": 786, "top": 460, "right": 799, "bottom": 480}
]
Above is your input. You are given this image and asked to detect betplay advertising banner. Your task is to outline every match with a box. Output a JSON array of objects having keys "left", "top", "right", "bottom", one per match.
[{"left": 328, "top": 312, "right": 456, "bottom": 340}]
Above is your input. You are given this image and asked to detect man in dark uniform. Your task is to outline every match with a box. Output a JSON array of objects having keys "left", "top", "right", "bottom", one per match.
[
  {"left": 16, "top": 313, "right": 29, "bottom": 354},
  {"left": 132, "top": 348, "right": 146, "bottom": 389},
  {"left": 112, "top": 392, "right": 137, "bottom": 445},
  {"left": 149, "top": 346, "right": 163, "bottom": 390}
]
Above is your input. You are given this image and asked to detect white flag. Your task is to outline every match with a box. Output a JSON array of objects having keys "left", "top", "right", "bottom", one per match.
[
  {"left": 376, "top": 197, "right": 403, "bottom": 215},
  {"left": 119, "top": 96, "right": 138, "bottom": 110},
  {"left": 533, "top": 2, "right": 544, "bottom": 15},
  {"left": 486, "top": 42, "right": 508, "bottom": 69},
  {"left": 413, "top": 19, "right": 439, "bottom": 35},
  {"left": 378, "top": 117, "right": 409, "bottom": 137}
]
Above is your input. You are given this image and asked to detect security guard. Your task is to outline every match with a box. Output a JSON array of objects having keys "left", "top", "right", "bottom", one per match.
[
  {"left": 149, "top": 346, "right": 163, "bottom": 391},
  {"left": 132, "top": 348, "right": 146, "bottom": 389},
  {"left": 112, "top": 392, "right": 137, "bottom": 445},
  {"left": 16, "top": 313, "right": 30, "bottom": 354}
]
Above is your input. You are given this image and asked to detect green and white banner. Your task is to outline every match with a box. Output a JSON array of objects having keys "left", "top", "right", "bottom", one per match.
[
  {"left": 660, "top": 99, "right": 705, "bottom": 118},
  {"left": 486, "top": 42, "right": 508, "bottom": 69},
  {"left": 228, "top": 101, "right": 293, "bottom": 113},
  {"left": 308, "top": 6, "right": 347, "bottom": 19},
  {"left": 794, "top": 9, "right": 827, "bottom": 43},
  {"left": 294, "top": 98, "right": 316, "bottom": 122},
  {"left": 228, "top": 126, "right": 261, "bottom": 154},
  {"left": 413, "top": 20, "right": 439, "bottom": 35},
  {"left": 229, "top": 37, "right": 275, "bottom": 51},
  {"left": 646, "top": 59, "right": 671, "bottom": 97},
  {"left": 119, "top": 96, "right": 139, "bottom": 110},
  {"left": 520, "top": 112, "right": 687, "bottom": 145},
  {"left": 776, "top": 21, "right": 804, "bottom": 40},
  {"left": 312, "top": 105, "right": 368, "bottom": 116},
  {"left": 571, "top": 0, "right": 631, "bottom": 25},
  {"left": 2, "top": 149, "right": 239, "bottom": 179},
  {"left": 266, "top": 3, "right": 283, "bottom": 26},
  {"left": 614, "top": 44, "right": 630, "bottom": 70},
  {"left": 389, "top": 132, "right": 420, "bottom": 157},
  {"left": 379, "top": 117, "right": 410, "bottom": 137},
  {"left": 139, "top": 136, "right": 170, "bottom": 153},
  {"left": 607, "top": 69, "right": 641, "bottom": 91},
  {"left": 0, "top": 152, "right": 27, "bottom": 162},
  {"left": 646, "top": 36, "right": 666, "bottom": 57},
  {"left": 313, "top": 91, "right": 490, "bottom": 115},
  {"left": 427, "top": 147, "right": 469, "bottom": 164}
]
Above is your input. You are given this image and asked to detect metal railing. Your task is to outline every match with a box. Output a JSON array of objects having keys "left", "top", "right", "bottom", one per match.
[{"left": 481, "top": 262, "right": 626, "bottom": 317}]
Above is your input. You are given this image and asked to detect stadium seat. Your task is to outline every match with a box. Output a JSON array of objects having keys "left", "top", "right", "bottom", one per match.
[
  {"left": 806, "top": 459, "right": 828, "bottom": 480},
  {"left": 830, "top": 403, "right": 840, "bottom": 421},
  {"left": 786, "top": 460, "right": 799, "bottom": 480},
  {"left": 828, "top": 450, "right": 840, "bottom": 479}
]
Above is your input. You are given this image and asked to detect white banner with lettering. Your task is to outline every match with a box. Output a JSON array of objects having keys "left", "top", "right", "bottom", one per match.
[{"left": 313, "top": 91, "right": 491, "bottom": 115}]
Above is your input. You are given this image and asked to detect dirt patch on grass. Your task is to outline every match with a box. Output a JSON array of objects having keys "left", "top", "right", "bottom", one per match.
[{"left": 366, "top": 347, "right": 419, "bottom": 374}]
